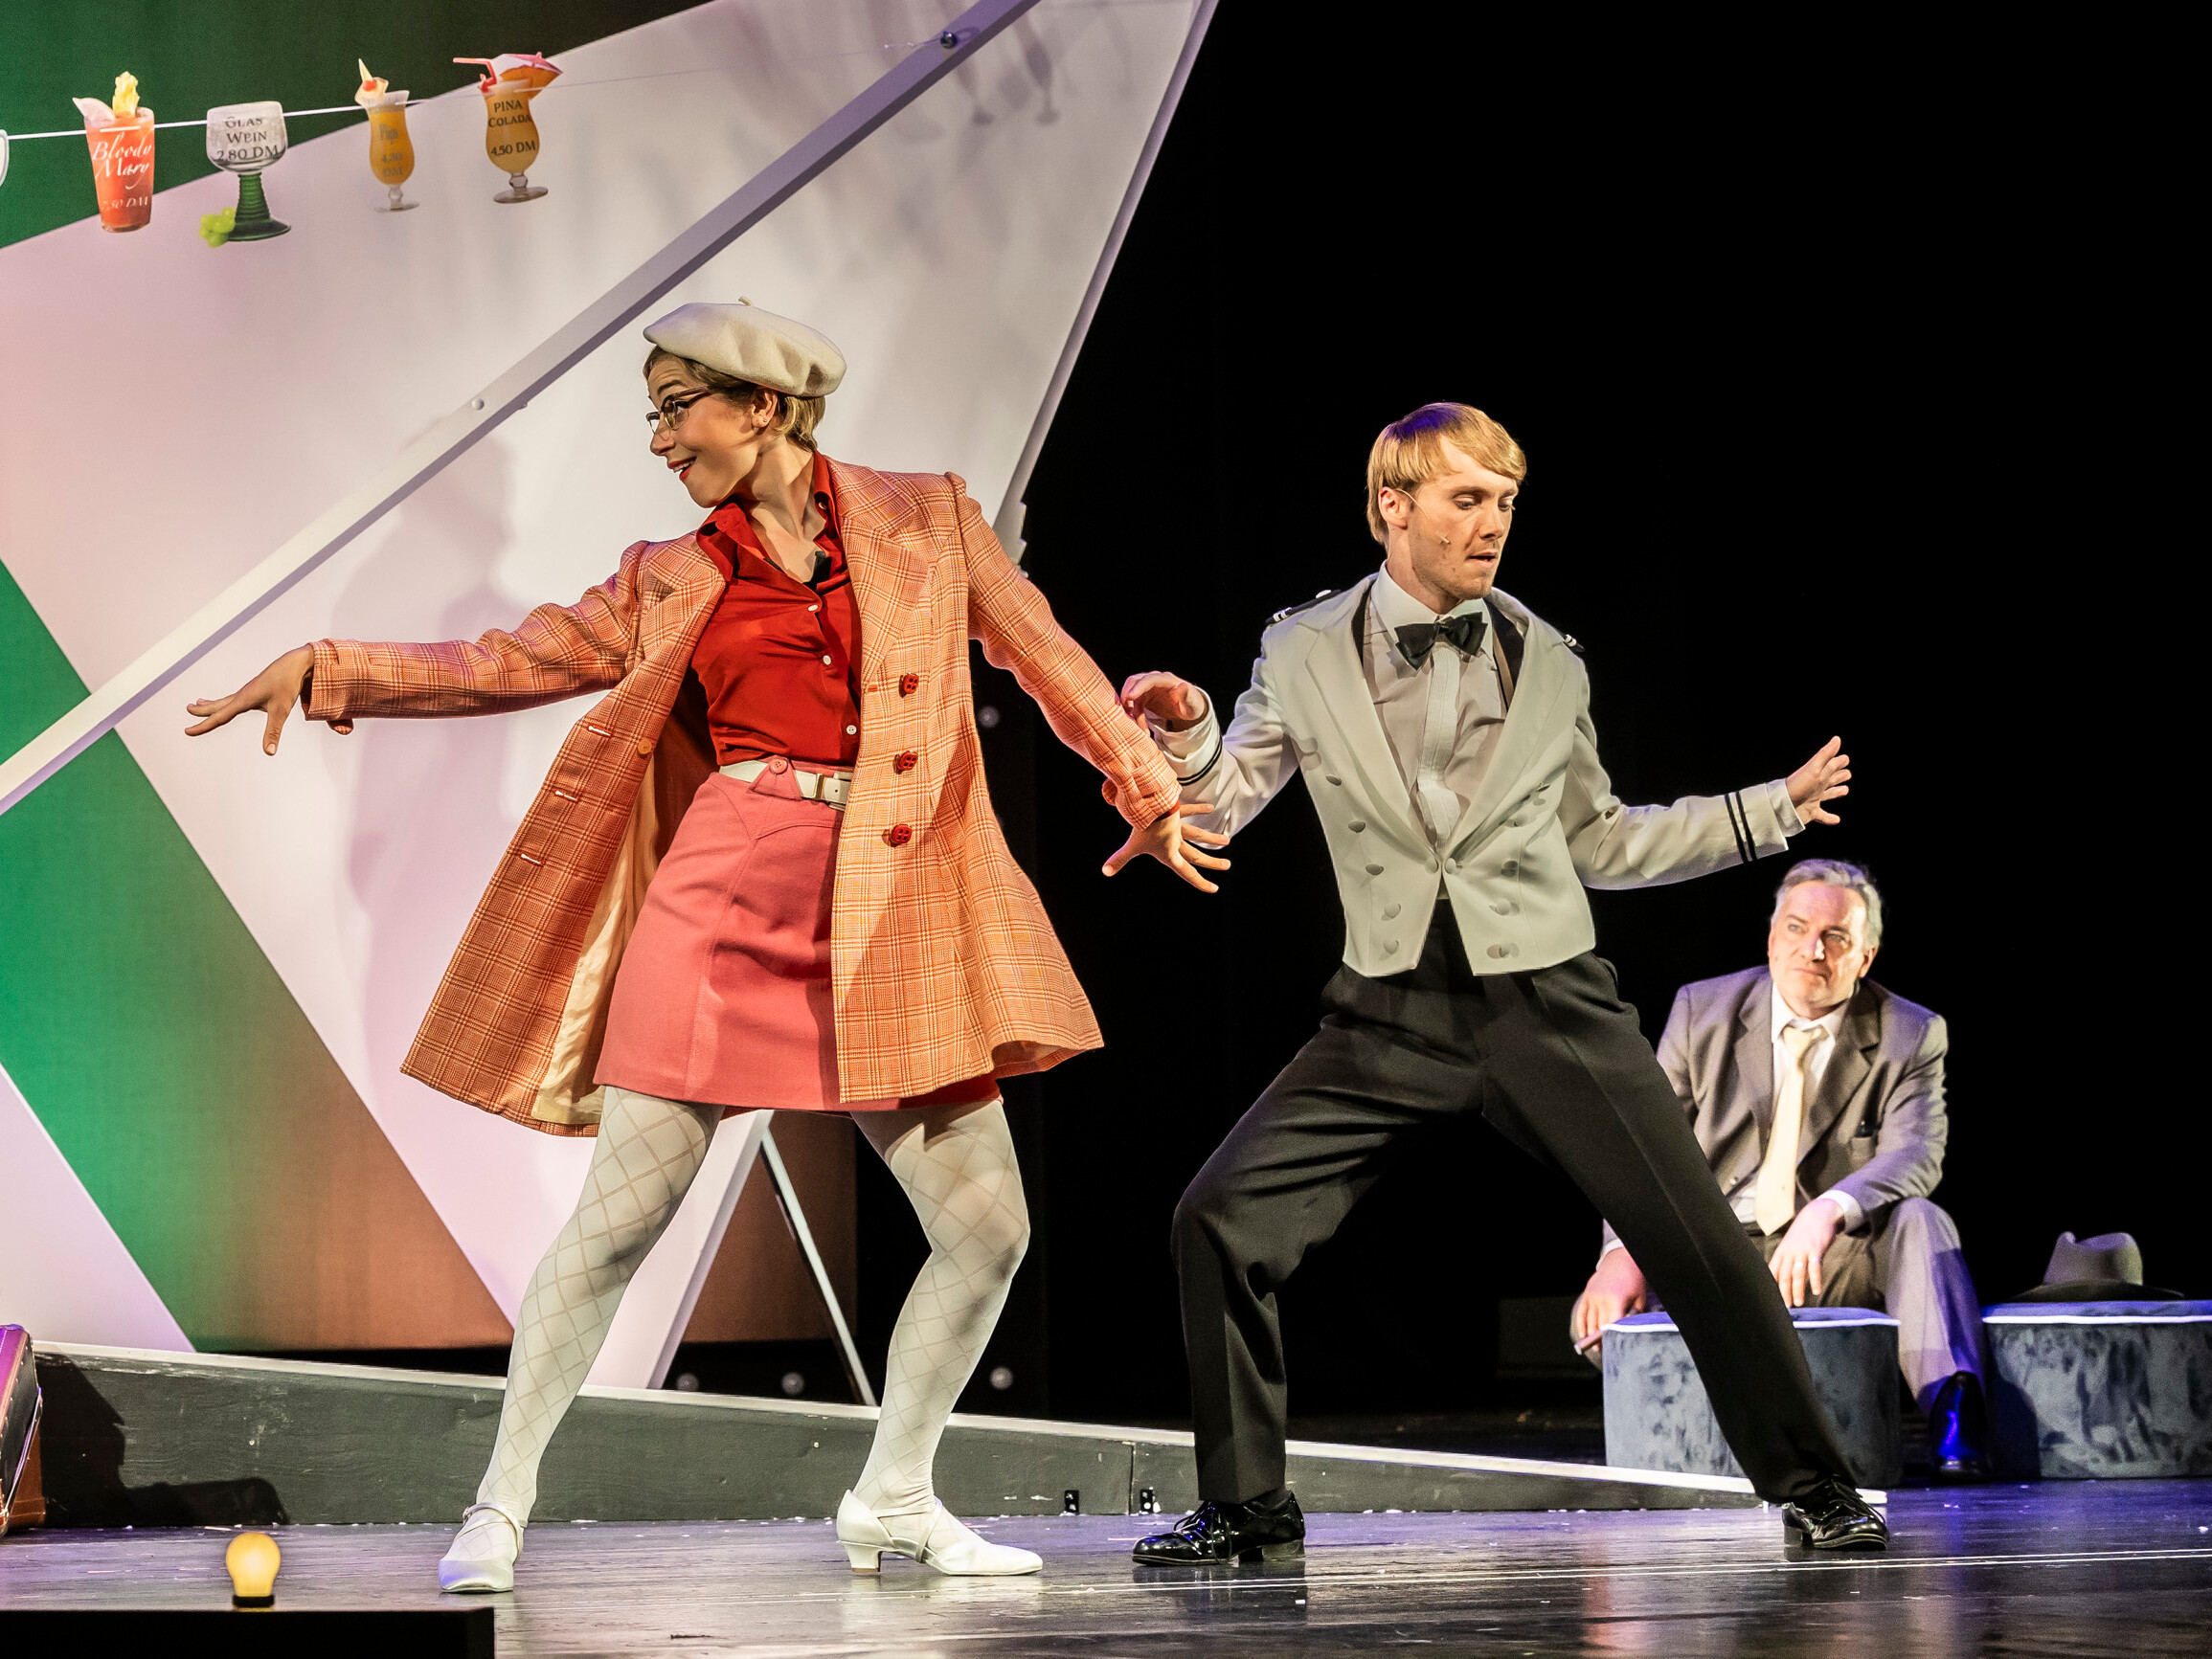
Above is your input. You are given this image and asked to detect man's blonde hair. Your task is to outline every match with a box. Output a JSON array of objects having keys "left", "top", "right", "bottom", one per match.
[{"left": 1365, "top": 402, "right": 1527, "bottom": 544}]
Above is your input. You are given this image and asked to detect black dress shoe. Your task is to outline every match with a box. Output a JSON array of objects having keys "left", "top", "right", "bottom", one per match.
[
  {"left": 1930, "top": 1371, "right": 1990, "bottom": 1483},
  {"left": 1781, "top": 1476, "right": 1889, "bottom": 1552},
  {"left": 1132, "top": 1492, "right": 1306, "bottom": 1565}
]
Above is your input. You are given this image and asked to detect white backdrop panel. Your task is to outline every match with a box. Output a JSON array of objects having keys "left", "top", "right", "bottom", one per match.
[{"left": 0, "top": 0, "right": 1198, "bottom": 1319}]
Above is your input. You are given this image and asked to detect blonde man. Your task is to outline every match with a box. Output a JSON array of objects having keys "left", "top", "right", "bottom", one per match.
[{"left": 1116, "top": 403, "right": 1885, "bottom": 1562}]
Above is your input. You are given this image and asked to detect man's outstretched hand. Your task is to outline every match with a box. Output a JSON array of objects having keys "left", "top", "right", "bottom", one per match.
[
  {"left": 1103, "top": 800, "right": 1231, "bottom": 893},
  {"left": 1786, "top": 736, "right": 1851, "bottom": 826},
  {"left": 185, "top": 645, "right": 351, "bottom": 753},
  {"left": 1118, "top": 670, "right": 1208, "bottom": 731}
]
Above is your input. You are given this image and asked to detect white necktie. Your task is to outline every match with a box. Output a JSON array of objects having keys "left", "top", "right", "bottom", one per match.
[
  {"left": 1414, "top": 640, "right": 1462, "bottom": 841},
  {"left": 1755, "top": 1022, "right": 1825, "bottom": 1235}
]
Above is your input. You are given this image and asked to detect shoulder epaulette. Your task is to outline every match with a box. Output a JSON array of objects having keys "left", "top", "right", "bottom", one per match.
[{"left": 1268, "top": 589, "right": 1339, "bottom": 626}]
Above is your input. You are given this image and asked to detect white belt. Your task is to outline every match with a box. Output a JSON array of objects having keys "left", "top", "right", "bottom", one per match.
[{"left": 721, "top": 756, "right": 852, "bottom": 809}]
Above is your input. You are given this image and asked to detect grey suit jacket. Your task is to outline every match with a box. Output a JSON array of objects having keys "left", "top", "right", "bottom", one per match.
[
  {"left": 1154, "top": 577, "right": 1803, "bottom": 976},
  {"left": 1600, "top": 966, "right": 1949, "bottom": 1253}
]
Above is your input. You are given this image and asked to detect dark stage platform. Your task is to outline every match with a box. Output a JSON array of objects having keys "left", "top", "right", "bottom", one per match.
[{"left": 4, "top": 1482, "right": 2207, "bottom": 1655}]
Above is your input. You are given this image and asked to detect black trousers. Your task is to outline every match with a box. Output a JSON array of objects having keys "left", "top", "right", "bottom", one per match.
[{"left": 1173, "top": 909, "right": 1854, "bottom": 1505}]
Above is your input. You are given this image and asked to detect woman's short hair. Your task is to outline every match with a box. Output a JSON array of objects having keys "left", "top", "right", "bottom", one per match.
[
  {"left": 643, "top": 346, "right": 825, "bottom": 451},
  {"left": 1772, "top": 858, "right": 1885, "bottom": 950},
  {"left": 1365, "top": 402, "right": 1527, "bottom": 545}
]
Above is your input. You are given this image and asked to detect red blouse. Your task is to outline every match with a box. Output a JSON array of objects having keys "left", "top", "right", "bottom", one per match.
[{"left": 689, "top": 452, "right": 862, "bottom": 770}]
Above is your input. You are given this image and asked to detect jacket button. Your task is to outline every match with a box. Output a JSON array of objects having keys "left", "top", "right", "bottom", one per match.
[
  {"left": 899, "top": 673, "right": 920, "bottom": 697},
  {"left": 1486, "top": 942, "right": 1520, "bottom": 960},
  {"left": 1492, "top": 900, "right": 1517, "bottom": 915},
  {"left": 1500, "top": 861, "right": 1519, "bottom": 877},
  {"left": 1325, "top": 773, "right": 1343, "bottom": 785},
  {"left": 1364, "top": 863, "right": 1384, "bottom": 876},
  {"left": 885, "top": 822, "right": 913, "bottom": 847},
  {"left": 767, "top": 755, "right": 788, "bottom": 773},
  {"left": 1348, "top": 819, "right": 1366, "bottom": 833},
  {"left": 634, "top": 738, "right": 654, "bottom": 757},
  {"left": 893, "top": 750, "right": 918, "bottom": 773},
  {"left": 1384, "top": 938, "right": 1400, "bottom": 953},
  {"left": 1382, "top": 903, "right": 1402, "bottom": 919}
]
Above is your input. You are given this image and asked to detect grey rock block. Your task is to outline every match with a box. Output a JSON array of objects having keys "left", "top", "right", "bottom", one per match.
[
  {"left": 1602, "top": 1307, "right": 1901, "bottom": 1489},
  {"left": 1982, "top": 1301, "right": 2212, "bottom": 1480}
]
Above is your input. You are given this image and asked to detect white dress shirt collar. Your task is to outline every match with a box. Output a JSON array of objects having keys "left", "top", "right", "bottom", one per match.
[
  {"left": 1769, "top": 979, "right": 1850, "bottom": 1046},
  {"left": 1372, "top": 564, "right": 1489, "bottom": 631}
]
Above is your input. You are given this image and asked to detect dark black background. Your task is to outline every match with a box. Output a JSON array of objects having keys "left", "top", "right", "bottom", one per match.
[{"left": 859, "top": 7, "right": 2189, "bottom": 1425}]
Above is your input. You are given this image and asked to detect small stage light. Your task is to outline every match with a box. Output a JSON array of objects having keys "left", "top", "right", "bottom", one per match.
[{"left": 225, "top": 1530, "right": 280, "bottom": 1607}]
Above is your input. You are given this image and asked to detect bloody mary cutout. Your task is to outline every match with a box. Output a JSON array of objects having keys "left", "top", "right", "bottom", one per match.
[{"left": 76, "top": 74, "right": 156, "bottom": 233}]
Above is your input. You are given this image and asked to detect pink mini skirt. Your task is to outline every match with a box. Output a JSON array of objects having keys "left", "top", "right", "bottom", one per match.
[{"left": 596, "top": 759, "right": 994, "bottom": 1113}]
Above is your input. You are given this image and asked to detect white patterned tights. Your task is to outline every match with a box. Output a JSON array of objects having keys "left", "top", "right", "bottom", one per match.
[{"left": 471, "top": 1086, "right": 1028, "bottom": 1529}]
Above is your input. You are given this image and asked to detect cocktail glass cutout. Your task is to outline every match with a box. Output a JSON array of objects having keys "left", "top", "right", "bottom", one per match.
[
  {"left": 356, "top": 61, "right": 416, "bottom": 211},
  {"left": 76, "top": 74, "right": 156, "bottom": 232},
  {"left": 455, "top": 55, "right": 561, "bottom": 203},
  {"left": 206, "top": 101, "right": 290, "bottom": 240}
]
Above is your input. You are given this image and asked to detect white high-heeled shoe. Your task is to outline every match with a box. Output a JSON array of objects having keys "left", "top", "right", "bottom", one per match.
[
  {"left": 439, "top": 1501, "right": 525, "bottom": 1593},
  {"left": 836, "top": 1490, "right": 1043, "bottom": 1576}
]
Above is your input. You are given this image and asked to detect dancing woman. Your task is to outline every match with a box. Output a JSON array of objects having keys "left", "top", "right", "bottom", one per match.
[{"left": 185, "top": 303, "right": 1227, "bottom": 1590}]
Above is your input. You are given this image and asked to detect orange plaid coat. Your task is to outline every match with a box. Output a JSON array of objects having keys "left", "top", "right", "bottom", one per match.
[{"left": 307, "top": 460, "right": 1179, "bottom": 1136}]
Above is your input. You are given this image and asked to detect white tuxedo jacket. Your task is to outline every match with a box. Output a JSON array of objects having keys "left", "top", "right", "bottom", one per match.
[{"left": 1158, "top": 577, "right": 1802, "bottom": 976}]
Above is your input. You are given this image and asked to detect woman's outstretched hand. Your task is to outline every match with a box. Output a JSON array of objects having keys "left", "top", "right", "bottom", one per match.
[
  {"left": 1102, "top": 800, "right": 1230, "bottom": 893},
  {"left": 185, "top": 645, "right": 350, "bottom": 753}
]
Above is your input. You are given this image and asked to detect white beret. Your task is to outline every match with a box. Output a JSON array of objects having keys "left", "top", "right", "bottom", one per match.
[{"left": 643, "top": 300, "right": 845, "bottom": 398}]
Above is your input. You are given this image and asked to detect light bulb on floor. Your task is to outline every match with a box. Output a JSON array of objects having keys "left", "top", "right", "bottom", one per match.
[{"left": 226, "top": 1530, "right": 281, "bottom": 1606}]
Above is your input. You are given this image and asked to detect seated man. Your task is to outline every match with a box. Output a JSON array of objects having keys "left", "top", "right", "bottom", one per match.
[{"left": 1570, "top": 858, "right": 1991, "bottom": 1479}]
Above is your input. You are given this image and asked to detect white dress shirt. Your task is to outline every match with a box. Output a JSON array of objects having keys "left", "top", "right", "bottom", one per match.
[
  {"left": 1362, "top": 565, "right": 1507, "bottom": 844},
  {"left": 1731, "top": 986, "right": 1862, "bottom": 1233}
]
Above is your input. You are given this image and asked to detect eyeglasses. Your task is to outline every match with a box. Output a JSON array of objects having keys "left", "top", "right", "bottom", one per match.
[{"left": 645, "top": 391, "right": 712, "bottom": 433}]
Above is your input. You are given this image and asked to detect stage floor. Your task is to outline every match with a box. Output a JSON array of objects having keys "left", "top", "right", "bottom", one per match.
[{"left": 4, "top": 1482, "right": 2208, "bottom": 1655}]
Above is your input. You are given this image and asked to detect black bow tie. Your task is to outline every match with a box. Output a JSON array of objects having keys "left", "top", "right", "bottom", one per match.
[{"left": 1394, "top": 612, "right": 1486, "bottom": 668}]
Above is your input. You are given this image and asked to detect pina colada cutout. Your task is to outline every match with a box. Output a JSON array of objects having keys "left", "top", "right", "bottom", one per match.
[
  {"left": 454, "top": 53, "right": 561, "bottom": 203},
  {"left": 74, "top": 72, "right": 156, "bottom": 232},
  {"left": 356, "top": 60, "right": 417, "bottom": 212}
]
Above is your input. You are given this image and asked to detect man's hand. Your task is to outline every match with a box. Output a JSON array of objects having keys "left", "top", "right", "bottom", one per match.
[
  {"left": 185, "top": 646, "right": 350, "bottom": 754},
  {"left": 1569, "top": 1249, "right": 1649, "bottom": 1361},
  {"left": 1118, "top": 670, "right": 1208, "bottom": 731},
  {"left": 1769, "top": 1197, "right": 1844, "bottom": 1307},
  {"left": 1102, "top": 800, "right": 1231, "bottom": 893},
  {"left": 1786, "top": 736, "right": 1851, "bottom": 826}
]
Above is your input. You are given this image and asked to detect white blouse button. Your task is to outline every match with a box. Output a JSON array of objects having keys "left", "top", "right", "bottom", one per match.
[
  {"left": 846, "top": 725, "right": 857, "bottom": 735},
  {"left": 822, "top": 654, "right": 833, "bottom": 665}
]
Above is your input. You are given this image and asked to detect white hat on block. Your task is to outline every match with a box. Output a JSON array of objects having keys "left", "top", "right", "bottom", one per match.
[{"left": 643, "top": 300, "right": 846, "bottom": 398}]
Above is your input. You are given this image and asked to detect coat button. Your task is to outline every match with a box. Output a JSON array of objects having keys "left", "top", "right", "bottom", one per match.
[
  {"left": 634, "top": 738, "right": 654, "bottom": 757},
  {"left": 1492, "top": 900, "right": 1517, "bottom": 915},
  {"left": 893, "top": 750, "right": 918, "bottom": 773},
  {"left": 1364, "top": 863, "right": 1384, "bottom": 876},
  {"left": 1384, "top": 939, "right": 1400, "bottom": 953},
  {"left": 1486, "top": 942, "right": 1520, "bottom": 959},
  {"left": 1348, "top": 819, "right": 1366, "bottom": 833},
  {"left": 768, "top": 755, "right": 788, "bottom": 773},
  {"left": 1325, "top": 773, "right": 1343, "bottom": 785},
  {"left": 899, "top": 673, "right": 920, "bottom": 697},
  {"left": 885, "top": 822, "right": 913, "bottom": 847},
  {"left": 1500, "top": 861, "right": 1519, "bottom": 877},
  {"left": 1383, "top": 903, "right": 1402, "bottom": 919}
]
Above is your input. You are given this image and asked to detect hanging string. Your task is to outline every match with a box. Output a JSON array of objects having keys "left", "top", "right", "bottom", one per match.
[{"left": 1, "top": 31, "right": 972, "bottom": 143}]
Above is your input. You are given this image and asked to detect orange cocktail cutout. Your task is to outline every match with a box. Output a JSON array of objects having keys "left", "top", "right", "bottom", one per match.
[{"left": 455, "top": 54, "right": 561, "bottom": 203}]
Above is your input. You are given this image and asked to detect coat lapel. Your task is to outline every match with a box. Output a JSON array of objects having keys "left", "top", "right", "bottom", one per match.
[
  {"left": 639, "top": 534, "right": 724, "bottom": 661},
  {"left": 831, "top": 459, "right": 934, "bottom": 683},
  {"left": 1799, "top": 983, "right": 1881, "bottom": 1166},
  {"left": 1734, "top": 974, "right": 1776, "bottom": 1144},
  {"left": 1296, "top": 577, "right": 1425, "bottom": 849},
  {"left": 1442, "top": 593, "right": 1570, "bottom": 857}
]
